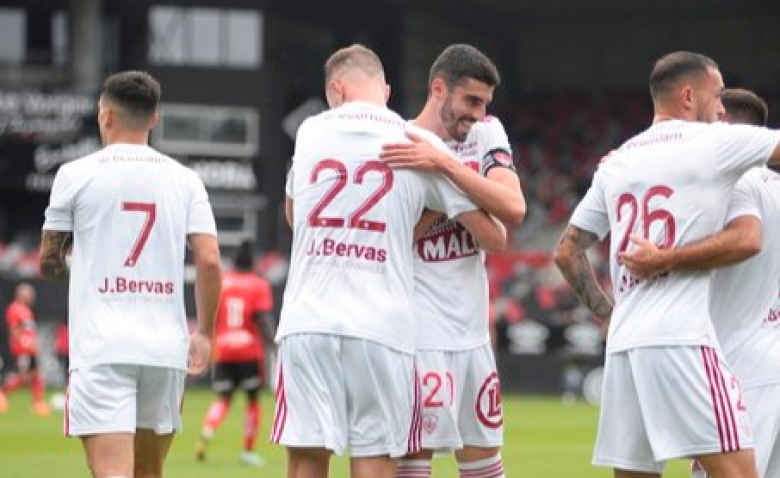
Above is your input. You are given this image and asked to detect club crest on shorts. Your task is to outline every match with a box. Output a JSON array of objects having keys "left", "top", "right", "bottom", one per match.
[
  {"left": 475, "top": 371, "right": 503, "bottom": 428},
  {"left": 422, "top": 413, "right": 439, "bottom": 434}
]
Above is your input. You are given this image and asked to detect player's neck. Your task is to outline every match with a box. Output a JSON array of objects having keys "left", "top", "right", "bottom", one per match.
[
  {"left": 653, "top": 105, "right": 694, "bottom": 124},
  {"left": 103, "top": 130, "right": 151, "bottom": 147},
  {"left": 413, "top": 106, "right": 450, "bottom": 141},
  {"left": 653, "top": 114, "right": 678, "bottom": 124}
]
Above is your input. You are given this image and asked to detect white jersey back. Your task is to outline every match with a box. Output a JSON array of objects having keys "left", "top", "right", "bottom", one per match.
[
  {"left": 570, "top": 120, "right": 779, "bottom": 353},
  {"left": 42, "top": 144, "right": 217, "bottom": 370},
  {"left": 278, "top": 102, "right": 478, "bottom": 354},
  {"left": 710, "top": 167, "right": 780, "bottom": 389},
  {"left": 414, "top": 116, "right": 512, "bottom": 350}
]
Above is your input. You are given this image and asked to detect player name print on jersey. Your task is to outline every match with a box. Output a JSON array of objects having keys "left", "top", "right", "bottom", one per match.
[
  {"left": 97, "top": 276, "right": 175, "bottom": 295},
  {"left": 416, "top": 217, "right": 478, "bottom": 262},
  {"left": 305, "top": 237, "right": 387, "bottom": 263}
]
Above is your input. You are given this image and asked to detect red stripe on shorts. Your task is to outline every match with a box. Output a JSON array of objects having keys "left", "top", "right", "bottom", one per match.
[
  {"left": 407, "top": 366, "right": 422, "bottom": 453},
  {"left": 709, "top": 348, "right": 740, "bottom": 451},
  {"left": 702, "top": 347, "right": 738, "bottom": 452},
  {"left": 270, "top": 364, "right": 287, "bottom": 443}
]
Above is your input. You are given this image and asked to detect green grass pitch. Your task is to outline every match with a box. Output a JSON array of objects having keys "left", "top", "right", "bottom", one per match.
[{"left": 0, "top": 387, "right": 691, "bottom": 477}]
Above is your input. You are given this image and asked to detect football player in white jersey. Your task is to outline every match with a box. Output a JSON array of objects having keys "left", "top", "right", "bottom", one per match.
[
  {"left": 39, "top": 71, "right": 222, "bottom": 478},
  {"left": 618, "top": 88, "right": 780, "bottom": 478},
  {"left": 273, "top": 44, "right": 506, "bottom": 478},
  {"left": 554, "top": 52, "right": 780, "bottom": 478},
  {"left": 381, "top": 44, "right": 526, "bottom": 478}
]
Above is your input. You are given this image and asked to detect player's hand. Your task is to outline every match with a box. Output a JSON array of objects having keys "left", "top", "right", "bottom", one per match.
[
  {"left": 380, "top": 131, "right": 450, "bottom": 172},
  {"left": 187, "top": 332, "right": 212, "bottom": 376},
  {"left": 617, "top": 235, "right": 669, "bottom": 280}
]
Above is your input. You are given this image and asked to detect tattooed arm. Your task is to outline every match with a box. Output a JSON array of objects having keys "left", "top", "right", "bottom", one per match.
[
  {"left": 553, "top": 224, "right": 613, "bottom": 322},
  {"left": 39, "top": 230, "right": 72, "bottom": 282}
]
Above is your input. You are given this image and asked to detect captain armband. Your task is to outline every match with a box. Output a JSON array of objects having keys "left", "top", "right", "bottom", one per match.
[{"left": 481, "top": 148, "right": 516, "bottom": 174}]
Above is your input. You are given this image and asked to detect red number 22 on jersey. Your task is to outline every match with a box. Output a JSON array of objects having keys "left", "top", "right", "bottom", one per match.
[{"left": 307, "top": 159, "right": 393, "bottom": 232}]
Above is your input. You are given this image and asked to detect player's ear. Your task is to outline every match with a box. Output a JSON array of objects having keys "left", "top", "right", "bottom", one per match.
[
  {"left": 681, "top": 84, "right": 695, "bottom": 110},
  {"left": 384, "top": 83, "right": 391, "bottom": 103},
  {"left": 326, "top": 80, "right": 344, "bottom": 108},
  {"left": 431, "top": 77, "right": 446, "bottom": 99},
  {"left": 149, "top": 110, "right": 160, "bottom": 129},
  {"left": 101, "top": 106, "right": 113, "bottom": 129}
]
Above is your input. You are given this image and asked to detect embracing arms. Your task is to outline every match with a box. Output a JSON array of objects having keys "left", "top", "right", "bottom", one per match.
[{"left": 553, "top": 225, "right": 613, "bottom": 323}]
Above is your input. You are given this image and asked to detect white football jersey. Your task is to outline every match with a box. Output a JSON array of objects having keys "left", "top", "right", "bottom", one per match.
[
  {"left": 277, "top": 102, "right": 479, "bottom": 354},
  {"left": 570, "top": 120, "right": 779, "bottom": 353},
  {"left": 42, "top": 143, "right": 217, "bottom": 370},
  {"left": 710, "top": 167, "right": 780, "bottom": 389},
  {"left": 414, "top": 116, "right": 513, "bottom": 350}
]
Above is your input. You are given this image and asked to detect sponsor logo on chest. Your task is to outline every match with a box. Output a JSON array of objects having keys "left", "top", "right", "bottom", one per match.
[{"left": 416, "top": 218, "right": 478, "bottom": 262}]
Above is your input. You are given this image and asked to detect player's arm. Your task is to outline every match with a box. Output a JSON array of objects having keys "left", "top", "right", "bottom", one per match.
[
  {"left": 454, "top": 210, "right": 507, "bottom": 252},
  {"left": 254, "top": 311, "right": 277, "bottom": 345},
  {"left": 553, "top": 225, "right": 613, "bottom": 323},
  {"left": 619, "top": 216, "right": 761, "bottom": 280},
  {"left": 413, "top": 209, "right": 443, "bottom": 241},
  {"left": 381, "top": 131, "right": 526, "bottom": 226},
  {"left": 768, "top": 141, "right": 780, "bottom": 167},
  {"left": 187, "top": 233, "right": 222, "bottom": 375},
  {"left": 6, "top": 317, "right": 23, "bottom": 342},
  {"left": 39, "top": 230, "right": 72, "bottom": 282},
  {"left": 284, "top": 196, "right": 293, "bottom": 229}
]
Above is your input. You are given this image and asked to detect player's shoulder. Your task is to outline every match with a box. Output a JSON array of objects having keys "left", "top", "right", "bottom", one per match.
[
  {"left": 57, "top": 146, "right": 105, "bottom": 175},
  {"left": 741, "top": 166, "right": 780, "bottom": 187},
  {"left": 597, "top": 150, "right": 618, "bottom": 165},
  {"left": 406, "top": 122, "right": 447, "bottom": 150},
  {"left": 589, "top": 150, "right": 623, "bottom": 182},
  {"left": 298, "top": 111, "right": 325, "bottom": 133},
  {"left": 466, "top": 115, "right": 511, "bottom": 152},
  {"left": 690, "top": 120, "right": 762, "bottom": 140},
  {"left": 470, "top": 115, "right": 509, "bottom": 139},
  {"left": 142, "top": 147, "right": 201, "bottom": 180}
]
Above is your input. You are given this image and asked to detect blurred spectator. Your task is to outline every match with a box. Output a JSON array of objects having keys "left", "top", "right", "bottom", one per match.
[{"left": 0, "top": 282, "right": 50, "bottom": 415}]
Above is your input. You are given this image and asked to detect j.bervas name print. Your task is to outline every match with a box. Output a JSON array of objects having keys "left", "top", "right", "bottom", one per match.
[
  {"left": 305, "top": 237, "right": 387, "bottom": 263},
  {"left": 98, "top": 276, "right": 174, "bottom": 294}
]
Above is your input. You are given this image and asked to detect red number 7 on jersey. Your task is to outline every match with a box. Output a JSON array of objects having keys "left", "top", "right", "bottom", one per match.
[{"left": 122, "top": 202, "right": 156, "bottom": 267}]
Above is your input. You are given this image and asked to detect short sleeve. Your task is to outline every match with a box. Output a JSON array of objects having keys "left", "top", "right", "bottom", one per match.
[
  {"left": 187, "top": 173, "right": 218, "bottom": 236},
  {"left": 402, "top": 124, "right": 478, "bottom": 216},
  {"left": 714, "top": 123, "right": 780, "bottom": 178},
  {"left": 476, "top": 117, "right": 514, "bottom": 175},
  {"left": 569, "top": 169, "right": 610, "bottom": 240},
  {"left": 42, "top": 164, "right": 76, "bottom": 232},
  {"left": 424, "top": 173, "right": 478, "bottom": 218},
  {"left": 725, "top": 173, "right": 761, "bottom": 224}
]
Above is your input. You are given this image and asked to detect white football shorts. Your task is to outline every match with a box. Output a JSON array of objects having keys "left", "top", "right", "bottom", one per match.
[
  {"left": 271, "top": 334, "right": 421, "bottom": 457},
  {"left": 66, "top": 364, "right": 186, "bottom": 436},
  {"left": 414, "top": 344, "right": 503, "bottom": 452},
  {"left": 594, "top": 346, "right": 753, "bottom": 473},
  {"left": 744, "top": 383, "right": 780, "bottom": 478}
]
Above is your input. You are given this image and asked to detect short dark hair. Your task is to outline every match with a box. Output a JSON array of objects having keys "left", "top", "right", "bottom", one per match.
[
  {"left": 324, "top": 44, "right": 384, "bottom": 86},
  {"left": 649, "top": 51, "right": 718, "bottom": 102},
  {"left": 721, "top": 88, "right": 768, "bottom": 126},
  {"left": 101, "top": 71, "right": 161, "bottom": 128},
  {"left": 233, "top": 240, "right": 254, "bottom": 271},
  {"left": 428, "top": 44, "right": 500, "bottom": 90}
]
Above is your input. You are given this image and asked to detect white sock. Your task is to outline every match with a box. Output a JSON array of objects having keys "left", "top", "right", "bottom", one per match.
[
  {"left": 395, "top": 459, "right": 432, "bottom": 478},
  {"left": 458, "top": 453, "right": 505, "bottom": 478}
]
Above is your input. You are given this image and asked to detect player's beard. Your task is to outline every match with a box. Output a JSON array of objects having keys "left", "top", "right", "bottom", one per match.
[{"left": 440, "top": 96, "right": 475, "bottom": 142}]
